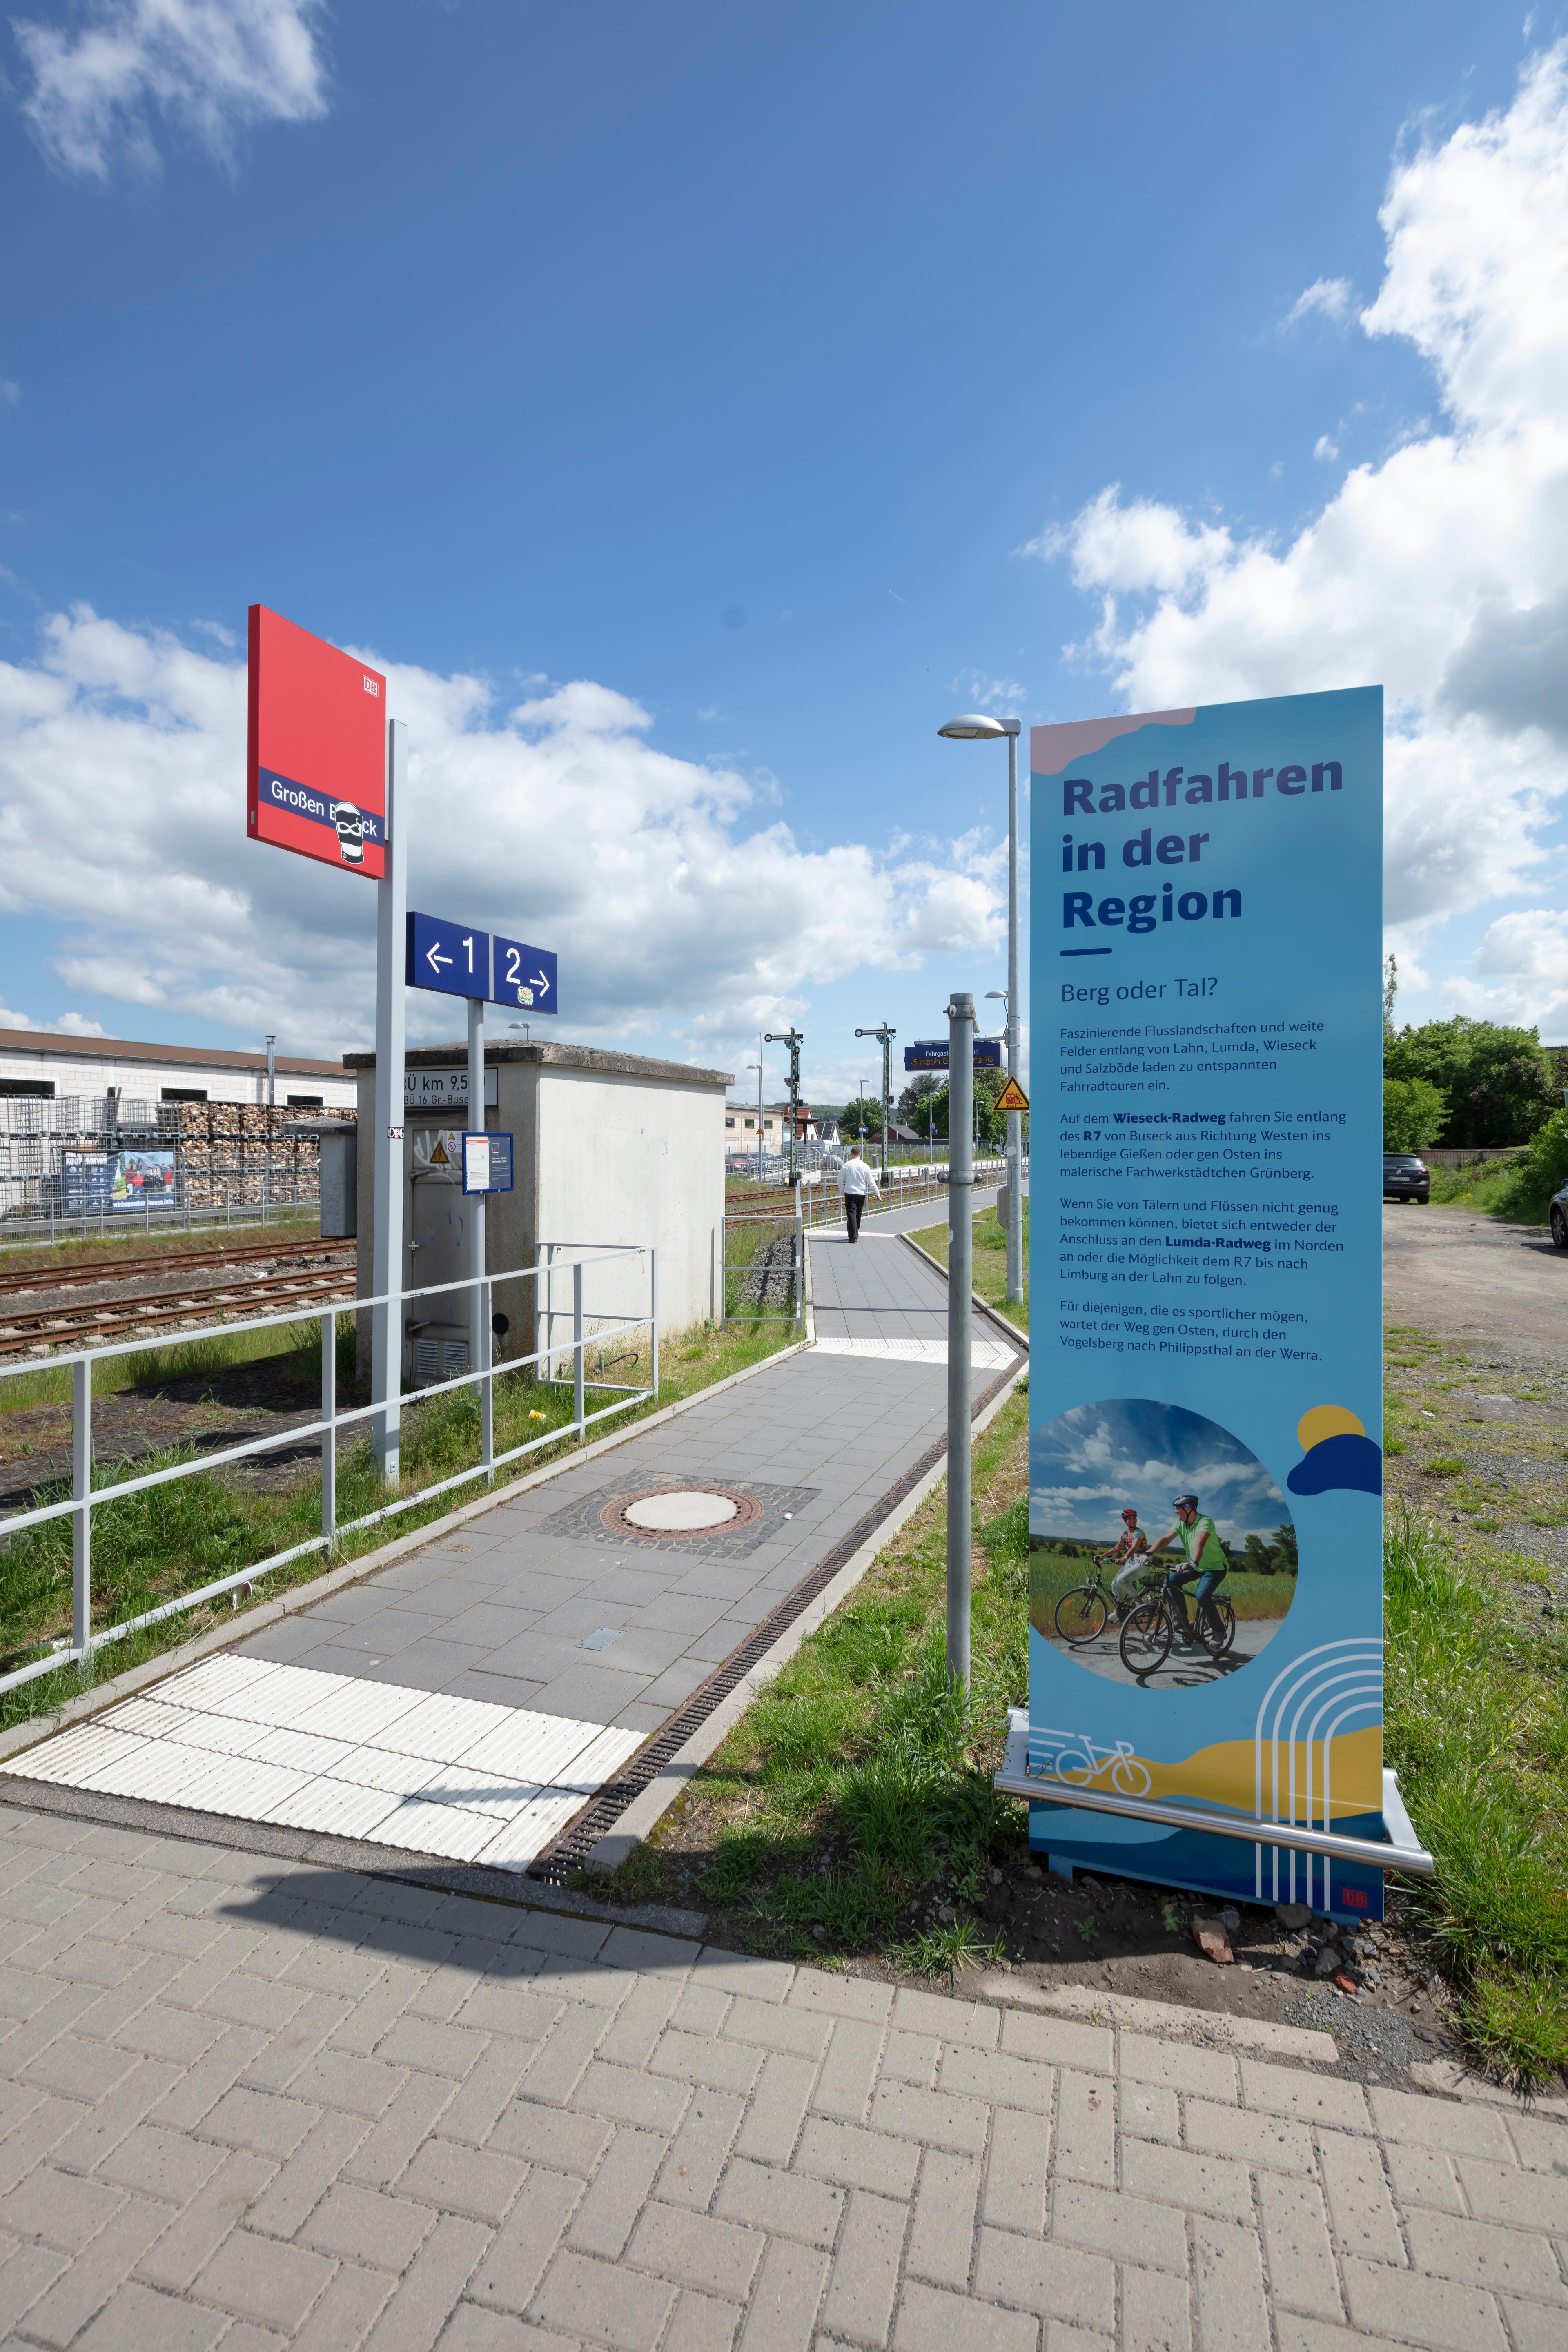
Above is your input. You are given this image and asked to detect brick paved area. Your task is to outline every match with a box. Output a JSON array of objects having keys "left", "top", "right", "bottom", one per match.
[{"left": 0, "top": 1803, "right": 1562, "bottom": 2352}]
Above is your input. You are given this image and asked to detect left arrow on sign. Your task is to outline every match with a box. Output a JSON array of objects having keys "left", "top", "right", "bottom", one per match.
[{"left": 425, "top": 944, "right": 452, "bottom": 974}]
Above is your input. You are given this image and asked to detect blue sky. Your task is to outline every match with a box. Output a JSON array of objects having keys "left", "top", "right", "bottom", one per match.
[
  {"left": 1030, "top": 1399, "right": 1291, "bottom": 1550},
  {"left": 2, "top": 2, "right": 1562, "bottom": 1101}
]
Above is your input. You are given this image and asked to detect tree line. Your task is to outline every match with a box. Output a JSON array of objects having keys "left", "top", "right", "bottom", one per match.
[{"left": 1383, "top": 974, "right": 1562, "bottom": 1152}]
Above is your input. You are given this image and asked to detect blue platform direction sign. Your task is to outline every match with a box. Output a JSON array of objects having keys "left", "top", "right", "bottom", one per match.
[
  {"left": 492, "top": 935, "right": 557, "bottom": 1014},
  {"left": 407, "top": 912, "right": 490, "bottom": 999},
  {"left": 904, "top": 1038, "right": 1003, "bottom": 1071}
]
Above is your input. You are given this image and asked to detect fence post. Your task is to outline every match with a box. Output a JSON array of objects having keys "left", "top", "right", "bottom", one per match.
[
  {"left": 72, "top": 1356, "right": 91, "bottom": 1661},
  {"left": 719, "top": 1217, "right": 728, "bottom": 1330},
  {"left": 651, "top": 1245, "right": 660, "bottom": 1400},
  {"left": 572, "top": 1259, "right": 585, "bottom": 1438},
  {"left": 795, "top": 1187, "right": 804, "bottom": 1328},
  {"left": 321, "top": 1308, "right": 337, "bottom": 1552}
]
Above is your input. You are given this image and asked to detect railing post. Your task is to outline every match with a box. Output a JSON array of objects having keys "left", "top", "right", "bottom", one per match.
[
  {"left": 719, "top": 1217, "right": 728, "bottom": 1330},
  {"left": 72, "top": 1356, "right": 91, "bottom": 1661},
  {"left": 481, "top": 1275, "right": 494, "bottom": 1485},
  {"left": 795, "top": 1188, "right": 803, "bottom": 1328},
  {"left": 572, "top": 1259, "right": 585, "bottom": 1437},
  {"left": 650, "top": 1245, "right": 659, "bottom": 1399},
  {"left": 321, "top": 1307, "right": 337, "bottom": 1552}
]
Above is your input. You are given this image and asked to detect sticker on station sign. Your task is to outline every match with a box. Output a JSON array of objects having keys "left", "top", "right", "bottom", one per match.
[
  {"left": 247, "top": 605, "right": 388, "bottom": 880},
  {"left": 993, "top": 1076, "right": 1030, "bottom": 1114}
]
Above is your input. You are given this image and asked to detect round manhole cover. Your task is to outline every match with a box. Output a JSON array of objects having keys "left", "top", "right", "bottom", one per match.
[{"left": 601, "top": 1485, "right": 764, "bottom": 1539}]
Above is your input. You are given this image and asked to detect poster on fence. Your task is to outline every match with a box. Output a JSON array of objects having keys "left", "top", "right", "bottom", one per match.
[{"left": 1029, "top": 686, "right": 1386, "bottom": 1922}]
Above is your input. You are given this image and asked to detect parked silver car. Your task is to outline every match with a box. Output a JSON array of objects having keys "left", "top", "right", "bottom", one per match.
[{"left": 1551, "top": 1180, "right": 1567, "bottom": 1249}]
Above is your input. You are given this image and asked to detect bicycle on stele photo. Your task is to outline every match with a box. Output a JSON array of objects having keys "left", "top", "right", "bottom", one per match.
[{"left": 1117, "top": 1559, "right": 1237, "bottom": 1675}]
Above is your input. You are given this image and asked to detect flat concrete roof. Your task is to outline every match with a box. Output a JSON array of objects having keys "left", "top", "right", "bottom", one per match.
[
  {"left": 0, "top": 1026, "right": 345, "bottom": 1079},
  {"left": 343, "top": 1039, "right": 734, "bottom": 1089}
]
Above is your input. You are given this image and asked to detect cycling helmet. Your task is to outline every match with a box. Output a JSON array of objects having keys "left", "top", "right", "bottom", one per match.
[
  {"left": 1173, "top": 1493, "right": 1199, "bottom": 1509},
  {"left": 1120, "top": 1508, "right": 1138, "bottom": 1522}
]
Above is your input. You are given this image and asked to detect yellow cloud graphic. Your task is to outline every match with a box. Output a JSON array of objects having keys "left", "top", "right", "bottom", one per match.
[{"left": 1296, "top": 1404, "right": 1365, "bottom": 1452}]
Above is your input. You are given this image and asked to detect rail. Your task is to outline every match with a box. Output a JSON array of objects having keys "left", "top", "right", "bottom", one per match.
[{"left": 0, "top": 1240, "right": 657, "bottom": 1699}]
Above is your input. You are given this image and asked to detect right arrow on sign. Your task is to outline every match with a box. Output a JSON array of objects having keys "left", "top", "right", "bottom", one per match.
[{"left": 994, "top": 1076, "right": 1030, "bottom": 1114}]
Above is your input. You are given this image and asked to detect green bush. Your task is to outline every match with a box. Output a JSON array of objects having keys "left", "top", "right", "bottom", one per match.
[
  {"left": 1383, "top": 1076, "right": 1448, "bottom": 1152},
  {"left": 1385, "top": 1016, "right": 1559, "bottom": 1146},
  {"left": 1496, "top": 1109, "right": 1568, "bottom": 1221}
]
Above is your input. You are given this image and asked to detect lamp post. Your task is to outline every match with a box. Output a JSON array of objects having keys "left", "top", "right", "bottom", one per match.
[
  {"left": 938, "top": 713, "right": 1023, "bottom": 1305},
  {"left": 854, "top": 1024, "right": 895, "bottom": 1175}
]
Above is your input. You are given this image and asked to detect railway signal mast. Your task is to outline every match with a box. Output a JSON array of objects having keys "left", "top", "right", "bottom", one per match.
[{"left": 854, "top": 1023, "right": 895, "bottom": 1175}]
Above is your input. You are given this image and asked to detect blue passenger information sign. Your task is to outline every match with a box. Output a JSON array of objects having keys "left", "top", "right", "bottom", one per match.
[{"left": 1028, "top": 687, "right": 1385, "bottom": 1922}]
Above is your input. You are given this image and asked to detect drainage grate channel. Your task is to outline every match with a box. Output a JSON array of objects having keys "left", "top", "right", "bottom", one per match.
[{"left": 528, "top": 1356, "right": 1023, "bottom": 1884}]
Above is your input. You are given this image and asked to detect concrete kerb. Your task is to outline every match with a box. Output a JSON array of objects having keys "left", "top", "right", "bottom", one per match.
[
  {"left": 897, "top": 1230, "right": 1030, "bottom": 1356},
  {"left": 0, "top": 1328, "right": 813, "bottom": 1769},
  {"left": 585, "top": 1356, "right": 1029, "bottom": 1872}
]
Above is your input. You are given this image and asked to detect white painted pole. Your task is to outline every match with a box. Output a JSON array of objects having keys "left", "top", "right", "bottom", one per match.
[
  {"left": 467, "top": 994, "right": 490, "bottom": 1479},
  {"left": 947, "top": 990, "right": 974, "bottom": 1694},
  {"left": 371, "top": 719, "right": 408, "bottom": 1485}
]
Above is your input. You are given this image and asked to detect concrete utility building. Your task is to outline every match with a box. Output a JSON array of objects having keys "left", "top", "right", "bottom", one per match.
[
  {"left": 347, "top": 1038, "right": 732, "bottom": 1379},
  {"left": 0, "top": 1026, "right": 354, "bottom": 1110}
]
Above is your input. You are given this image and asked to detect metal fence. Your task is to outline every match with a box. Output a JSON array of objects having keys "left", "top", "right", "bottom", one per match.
[
  {"left": 0, "top": 1241, "right": 657, "bottom": 1699},
  {"left": 0, "top": 1187, "right": 322, "bottom": 1254},
  {"left": 720, "top": 1190, "right": 805, "bottom": 1330}
]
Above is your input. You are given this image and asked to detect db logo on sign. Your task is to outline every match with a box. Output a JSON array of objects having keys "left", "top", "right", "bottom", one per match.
[{"left": 363, "top": 675, "right": 380, "bottom": 696}]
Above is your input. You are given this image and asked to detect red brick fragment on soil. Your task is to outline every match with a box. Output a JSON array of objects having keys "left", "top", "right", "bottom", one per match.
[
  {"left": 1334, "top": 1970, "right": 1358, "bottom": 1995},
  {"left": 1192, "top": 1918, "right": 1233, "bottom": 1965}
]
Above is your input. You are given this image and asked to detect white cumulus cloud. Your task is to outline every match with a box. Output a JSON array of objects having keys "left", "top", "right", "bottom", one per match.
[
  {"left": 1281, "top": 276, "right": 1354, "bottom": 329},
  {"left": 1025, "top": 42, "right": 1568, "bottom": 1022},
  {"left": 13, "top": 0, "right": 328, "bottom": 178},
  {"left": 0, "top": 606, "right": 1003, "bottom": 1062}
]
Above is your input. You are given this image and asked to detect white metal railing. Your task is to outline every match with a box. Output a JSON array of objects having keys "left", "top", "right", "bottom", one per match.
[{"left": 0, "top": 1241, "right": 657, "bottom": 1698}]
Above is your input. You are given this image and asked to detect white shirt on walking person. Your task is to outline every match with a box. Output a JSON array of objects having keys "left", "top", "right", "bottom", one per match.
[{"left": 838, "top": 1150, "right": 880, "bottom": 1198}]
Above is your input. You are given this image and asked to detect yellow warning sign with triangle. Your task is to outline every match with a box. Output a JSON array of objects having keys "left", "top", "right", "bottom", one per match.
[
  {"left": 430, "top": 1138, "right": 450, "bottom": 1165},
  {"left": 993, "top": 1076, "right": 1030, "bottom": 1114}
]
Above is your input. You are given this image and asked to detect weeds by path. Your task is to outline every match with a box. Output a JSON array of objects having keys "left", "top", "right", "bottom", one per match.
[{"left": 1385, "top": 1501, "right": 1568, "bottom": 2085}]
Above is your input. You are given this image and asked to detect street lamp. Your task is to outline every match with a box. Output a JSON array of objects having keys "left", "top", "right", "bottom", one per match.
[{"left": 938, "top": 713, "right": 1023, "bottom": 1305}]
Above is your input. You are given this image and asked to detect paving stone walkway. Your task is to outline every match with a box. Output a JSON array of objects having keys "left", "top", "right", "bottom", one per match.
[{"left": 0, "top": 1804, "right": 1562, "bottom": 2352}]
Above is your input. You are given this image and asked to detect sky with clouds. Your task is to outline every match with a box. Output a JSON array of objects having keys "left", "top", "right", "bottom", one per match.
[
  {"left": 1030, "top": 1399, "right": 1291, "bottom": 1550},
  {"left": 1, "top": 4, "right": 1562, "bottom": 1092}
]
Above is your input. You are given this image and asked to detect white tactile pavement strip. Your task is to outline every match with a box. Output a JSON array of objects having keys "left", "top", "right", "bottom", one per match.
[
  {"left": 811, "top": 1336, "right": 1016, "bottom": 1367},
  {"left": 6, "top": 1653, "right": 644, "bottom": 1867}
]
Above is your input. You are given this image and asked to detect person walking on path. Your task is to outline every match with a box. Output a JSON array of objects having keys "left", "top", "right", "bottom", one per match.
[{"left": 839, "top": 1144, "right": 880, "bottom": 1242}]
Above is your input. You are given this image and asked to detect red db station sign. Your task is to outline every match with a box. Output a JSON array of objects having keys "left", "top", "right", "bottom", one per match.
[{"left": 246, "top": 605, "right": 388, "bottom": 878}]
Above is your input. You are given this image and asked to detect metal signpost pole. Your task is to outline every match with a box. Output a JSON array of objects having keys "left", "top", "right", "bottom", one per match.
[
  {"left": 1004, "top": 719, "right": 1024, "bottom": 1306},
  {"left": 371, "top": 720, "right": 408, "bottom": 1485},
  {"left": 467, "top": 993, "right": 491, "bottom": 1477},
  {"left": 946, "top": 990, "right": 975, "bottom": 1693},
  {"left": 764, "top": 1027, "right": 804, "bottom": 1185}
]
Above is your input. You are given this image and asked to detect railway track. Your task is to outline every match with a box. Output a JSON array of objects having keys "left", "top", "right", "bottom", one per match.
[
  {"left": 0, "top": 1233, "right": 354, "bottom": 1302},
  {"left": 0, "top": 1265, "right": 359, "bottom": 1361}
]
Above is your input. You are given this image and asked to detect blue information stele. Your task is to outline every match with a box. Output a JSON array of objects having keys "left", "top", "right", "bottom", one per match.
[
  {"left": 407, "top": 912, "right": 491, "bottom": 999},
  {"left": 491, "top": 935, "right": 558, "bottom": 1015},
  {"left": 1029, "top": 686, "right": 1385, "bottom": 1923}
]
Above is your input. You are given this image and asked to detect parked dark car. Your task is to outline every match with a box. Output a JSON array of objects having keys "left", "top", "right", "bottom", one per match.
[
  {"left": 1551, "top": 1181, "right": 1567, "bottom": 1249},
  {"left": 1383, "top": 1152, "right": 1430, "bottom": 1204}
]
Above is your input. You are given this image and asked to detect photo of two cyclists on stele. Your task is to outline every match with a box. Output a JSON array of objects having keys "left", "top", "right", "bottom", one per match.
[{"left": 1028, "top": 1399, "right": 1297, "bottom": 1689}]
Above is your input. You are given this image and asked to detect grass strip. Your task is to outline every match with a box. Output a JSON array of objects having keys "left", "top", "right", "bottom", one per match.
[
  {"left": 0, "top": 1308, "right": 802, "bottom": 1735},
  {"left": 1384, "top": 1502, "right": 1568, "bottom": 2085},
  {"left": 597, "top": 1382, "right": 1032, "bottom": 1976},
  {"left": 906, "top": 1204, "right": 1029, "bottom": 1332}
]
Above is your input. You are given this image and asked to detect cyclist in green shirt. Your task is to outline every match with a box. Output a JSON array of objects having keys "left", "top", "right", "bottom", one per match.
[{"left": 1147, "top": 1492, "right": 1227, "bottom": 1649}]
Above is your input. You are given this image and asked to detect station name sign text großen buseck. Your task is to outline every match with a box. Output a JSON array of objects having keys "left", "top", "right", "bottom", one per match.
[{"left": 247, "top": 606, "right": 388, "bottom": 879}]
